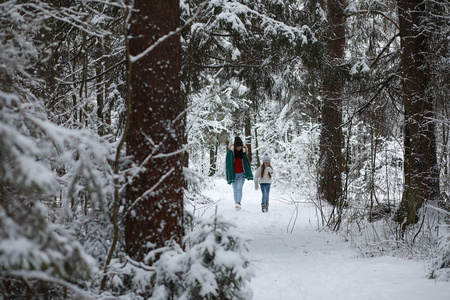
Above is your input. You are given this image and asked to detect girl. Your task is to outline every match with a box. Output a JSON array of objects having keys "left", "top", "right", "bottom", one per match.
[
  {"left": 225, "top": 137, "right": 253, "bottom": 210},
  {"left": 254, "top": 154, "right": 273, "bottom": 212}
]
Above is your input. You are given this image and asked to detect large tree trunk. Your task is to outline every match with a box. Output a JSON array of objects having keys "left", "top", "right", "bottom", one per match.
[
  {"left": 125, "top": 0, "right": 184, "bottom": 261},
  {"left": 318, "top": 0, "right": 346, "bottom": 207},
  {"left": 394, "top": 0, "right": 439, "bottom": 227}
]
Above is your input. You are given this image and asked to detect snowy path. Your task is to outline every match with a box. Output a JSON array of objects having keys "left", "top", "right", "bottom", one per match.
[{"left": 197, "top": 178, "right": 450, "bottom": 300}]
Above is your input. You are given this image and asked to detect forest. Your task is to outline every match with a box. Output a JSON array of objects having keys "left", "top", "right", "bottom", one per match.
[{"left": 1, "top": 0, "right": 450, "bottom": 299}]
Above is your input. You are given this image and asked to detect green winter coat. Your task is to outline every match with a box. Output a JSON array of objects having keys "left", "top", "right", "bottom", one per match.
[{"left": 226, "top": 146, "right": 253, "bottom": 184}]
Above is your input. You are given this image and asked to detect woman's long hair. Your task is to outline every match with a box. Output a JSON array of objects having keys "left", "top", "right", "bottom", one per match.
[
  {"left": 261, "top": 163, "right": 272, "bottom": 179},
  {"left": 234, "top": 146, "right": 243, "bottom": 159}
]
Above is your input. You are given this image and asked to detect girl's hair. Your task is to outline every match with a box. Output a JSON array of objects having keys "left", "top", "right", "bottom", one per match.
[
  {"left": 261, "top": 163, "right": 272, "bottom": 179},
  {"left": 234, "top": 146, "right": 243, "bottom": 159}
]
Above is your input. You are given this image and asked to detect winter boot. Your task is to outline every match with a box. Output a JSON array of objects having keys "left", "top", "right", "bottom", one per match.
[
  {"left": 265, "top": 203, "right": 269, "bottom": 212},
  {"left": 235, "top": 202, "right": 241, "bottom": 211},
  {"left": 261, "top": 203, "right": 265, "bottom": 212}
]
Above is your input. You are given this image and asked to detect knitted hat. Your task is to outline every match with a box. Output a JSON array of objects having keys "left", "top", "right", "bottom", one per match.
[
  {"left": 263, "top": 153, "right": 271, "bottom": 163},
  {"left": 234, "top": 137, "right": 244, "bottom": 147}
]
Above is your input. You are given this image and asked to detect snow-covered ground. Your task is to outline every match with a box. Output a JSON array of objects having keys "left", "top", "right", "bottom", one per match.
[{"left": 195, "top": 178, "right": 450, "bottom": 300}]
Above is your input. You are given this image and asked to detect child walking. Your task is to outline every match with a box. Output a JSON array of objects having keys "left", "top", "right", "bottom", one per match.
[{"left": 254, "top": 154, "right": 274, "bottom": 212}]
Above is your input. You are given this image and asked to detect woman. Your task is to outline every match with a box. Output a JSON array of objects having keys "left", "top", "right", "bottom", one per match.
[
  {"left": 225, "top": 137, "right": 253, "bottom": 210},
  {"left": 254, "top": 154, "right": 274, "bottom": 212}
]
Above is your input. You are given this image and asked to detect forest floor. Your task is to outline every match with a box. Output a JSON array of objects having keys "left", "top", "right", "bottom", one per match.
[{"left": 195, "top": 178, "right": 450, "bottom": 300}]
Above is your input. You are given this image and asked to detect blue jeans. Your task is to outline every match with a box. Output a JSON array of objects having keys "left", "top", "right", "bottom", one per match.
[
  {"left": 260, "top": 183, "right": 271, "bottom": 204},
  {"left": 232, "top": 173, "right": 245, "bottom": 204}
]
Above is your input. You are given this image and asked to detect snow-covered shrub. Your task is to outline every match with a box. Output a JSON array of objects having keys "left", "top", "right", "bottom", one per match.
[
  {"left": 430, "top": 217, "right": 450, "bottom": 281},
  {"left": 149, "top": 214, "right": 254, "bottom": 300},
  {"left": 431, "top": 233, "right": 450, "bottom": 280},
  {"left": 0, "top": 196, "right": 96, "bottom": 298},
  {"left": 0, "top": 83, "right": 113, "bottom": 295},
  {"left": 0, "top": 2, "right": 116, "bottom": 297},
  {"left": 182, "top": 215, "right": 254, "bottom": 299}
]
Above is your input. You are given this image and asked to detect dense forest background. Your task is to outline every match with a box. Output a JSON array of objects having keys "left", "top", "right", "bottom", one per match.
[{"left": 1, "top": 0, "right": 450, "bottom": 298}]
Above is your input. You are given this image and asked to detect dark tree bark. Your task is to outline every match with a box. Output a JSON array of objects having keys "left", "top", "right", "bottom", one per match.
[
  {"left": 95, "top": 45, "right": 104, "bottom": 136},
  {"left": 208, "top": 142, "right": 217, "bottom": 176},
  {"left": 318, "top": 0, "right": 346, "bottom": 207},
  {"left": 244, "top": 108, "right": 252, "bottom": 163},
  {"left": 394, "top": 0, "right": 439, "bottom": 227},
  {"left": 125, "top": 0, "right": 184, "bottom": 261},
  {"left": 254, "top": 126, "right": 260, "bottom": 167}
]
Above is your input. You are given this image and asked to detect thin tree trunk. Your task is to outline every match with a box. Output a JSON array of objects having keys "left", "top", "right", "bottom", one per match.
[
  {"left": 245, "top": 108, "right": 252, "bottom": 163},
  {"left": 125, "top": 0, "right": 184, "bottom": 261},
  {"left": 96, "top": 42, "right": 104, "bottom": 136},
  {"left": 101, "top": 4, "right": 132, "bottom": 290},
  {"left": 80, "top": 8, "right": 88, "bottom": 125},
  {"left": 208, "top": 142, "right": 217, "bottom": 176},
  {"left": 254, "top": 127, "right": 260, "bottom": 167},
  {"left": 442, "top": 124, "right": 448, "bottom": 197},
  {"left": 394, "top": 0, "right": 439, "bottom": 228}
]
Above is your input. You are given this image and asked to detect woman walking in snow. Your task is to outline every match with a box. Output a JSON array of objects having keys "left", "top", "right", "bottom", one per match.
[
  {"left": 254, "top": 154, "right": 274, "bottom": 212},
  {"left": 226, "top": 137, "right": 253, "bottom": 210}
]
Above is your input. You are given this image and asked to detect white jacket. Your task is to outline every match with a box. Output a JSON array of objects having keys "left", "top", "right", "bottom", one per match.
[{"left": 254, "top": 165, "right": 273, "bottom": 189}]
